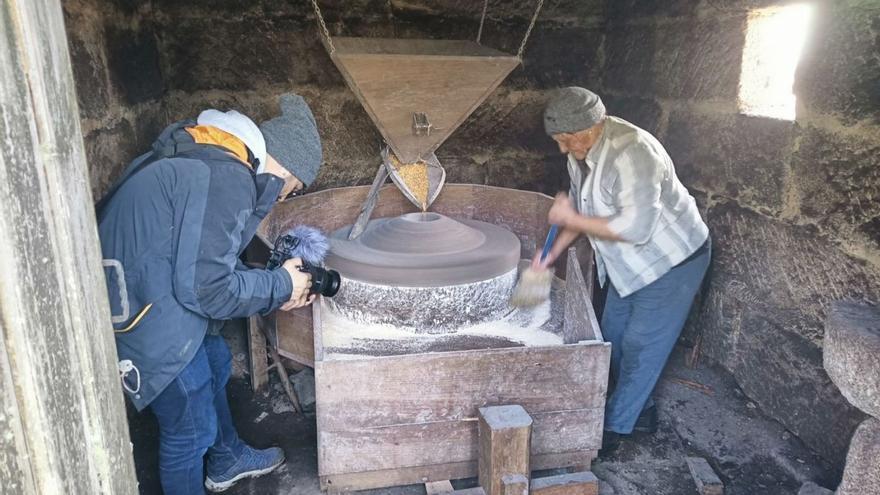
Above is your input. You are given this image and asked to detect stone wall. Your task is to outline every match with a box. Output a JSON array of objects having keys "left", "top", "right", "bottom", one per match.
[
  {"left": 62, "top": 0, "right": 167, "bottom": 199},
  {"left": 600, "top": 0, "right": 880, "bottom": 467},
  {"left": 63, "top": 0, "right": 606, "bottom": 198}
]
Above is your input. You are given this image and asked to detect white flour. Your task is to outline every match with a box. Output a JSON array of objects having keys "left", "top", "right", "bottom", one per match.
[{"left": 320, "top": 278, "right": 565, "bottom": 360}]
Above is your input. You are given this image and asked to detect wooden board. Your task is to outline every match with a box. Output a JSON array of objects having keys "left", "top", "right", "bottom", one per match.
[
  {"left": 315, "top": 343, "right": 608, "bottom": 477},
  {"left": 274, "top": 305, "right": 315, "bottom": 367},
  {"left": 247, "top": 316, "right": 269, "bottom": 392},
  {"left": 565, "top": 246, "right": 603, "bottom": 343},
  {"left": 329, "top": 38, "right": 520, "bottom": 163},
  {"left": 319, "top": 452, "right": 594, "bottom": 492},
  {"left": 0, "top": 0, "right": 138, "bottom": 492},
  {"left": 531, "top": 472, "right": 599, "bottom": 495}
]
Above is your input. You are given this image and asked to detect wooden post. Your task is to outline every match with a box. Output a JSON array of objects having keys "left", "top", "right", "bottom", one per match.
[
  {"left": 0, "top": 0, "right": 138, "bottom": 493},
  {"left": 248, "top": 315, "right": 269, "bottom": 393},
  {"left": 478, "top": 405, "right": 533, "bottom": 495}
]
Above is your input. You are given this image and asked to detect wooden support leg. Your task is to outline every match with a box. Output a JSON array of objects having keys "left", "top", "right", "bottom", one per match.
[
  {"left": 247, "top": 315, "right": 269, "bottom": 393},
  {"left": 268, "top": 344, "right": 303, "bottom": 414},
  {"left": 531, "top": 472, "right": 599, "bottom": 495},
  {"left": 478, "top": 405, "right": 533, "bottom": 495}
]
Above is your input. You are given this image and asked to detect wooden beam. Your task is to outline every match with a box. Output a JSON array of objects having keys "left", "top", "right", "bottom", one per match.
[
  {"left": 686, "top": 457, "right": 724, "bottom": 495},
  {"left": 0, "top": 0, "right": 138, "bottom": 493},
  {"left": 478, "top": 405, "right": 533, "bottom": 495},
  {"left": 247, "top": 315, "right": 269, "bottom": 393},
  {"left": 531, "top": 471, "right": 599, "bottom": 495}
]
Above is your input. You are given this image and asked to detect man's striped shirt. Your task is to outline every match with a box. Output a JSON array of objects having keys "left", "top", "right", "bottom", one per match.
[{"left": 568, "top": 116, "right": 709, "bottom": 297}]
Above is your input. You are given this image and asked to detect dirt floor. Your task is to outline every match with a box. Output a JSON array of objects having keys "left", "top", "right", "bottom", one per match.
[{"left": 128, "top": 335, "right": 840, "bottom": 494}]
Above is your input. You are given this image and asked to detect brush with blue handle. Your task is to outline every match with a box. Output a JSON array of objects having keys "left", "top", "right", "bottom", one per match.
[{"left": 509, "top": 225, "right": 559, "bottom": 308}]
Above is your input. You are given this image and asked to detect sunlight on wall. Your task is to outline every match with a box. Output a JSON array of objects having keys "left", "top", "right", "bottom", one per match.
[{"left": 739, "top": 4, "right": 813, "bottom": 121}]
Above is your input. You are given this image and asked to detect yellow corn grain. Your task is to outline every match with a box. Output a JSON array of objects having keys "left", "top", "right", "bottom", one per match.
[{"left": 390, "top": 154, "right": 430, "bottom": 211}]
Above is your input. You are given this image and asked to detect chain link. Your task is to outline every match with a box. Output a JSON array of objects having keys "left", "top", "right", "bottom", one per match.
[
  {"left": 476, "top": 0, "right": 489, "bottom": 44},
  {"left": 517, "top": 0, "right": 545, "bottom": 60},
  {"left": 310, "top": 0, "right": 335, "bottom": 54}
]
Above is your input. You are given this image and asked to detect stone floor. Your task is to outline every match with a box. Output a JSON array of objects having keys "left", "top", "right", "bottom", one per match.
[{"left": 129, "top": 337, "right": 841, "bottom": 494}]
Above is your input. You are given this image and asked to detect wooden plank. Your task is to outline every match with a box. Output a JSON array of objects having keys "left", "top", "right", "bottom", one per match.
[
  {"left": 478, "top": 406, "right": 532, "bottom": 495},
  {"left": 333, "top": 37, "right": 514, "bottom": 58},
  {"left": 0, "top": 0, "right": 138, "bottom": 492},
  {"left": 318, "top": 408, "right": 602, "bottom": 476},
  {"left": 319, "top": 452, "right": 594, "bottom": 492},
  {"left": 565, "top": 246, "right": 603, "bottom": 343},
  {"left": 321, "top": 461, "right": 476, "bottom": 492},
  {"left": 247, "top": 316, "right": 269, "bottom": 392},
  {"left": 275, "top": 305, "right": 315, "bottom": 367},
  {"left": 501, "top": 474, "right": 529, "bottom": 495},
  {"left": 531, "top": 471, "right": 599, "bottom": 495},
  {"left": 426, "top": 480, "right": 455, "bottom": 493},
  {"left": 686, "top": 457, "right": 724, "bottom": 495},
  {"left": 315, "top": 343, "right": 609, "bottom": 431}
]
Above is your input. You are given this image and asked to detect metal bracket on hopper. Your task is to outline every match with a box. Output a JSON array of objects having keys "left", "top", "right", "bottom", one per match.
[{"left": 412, "top": 112, "right": 433, "bottom": 137}]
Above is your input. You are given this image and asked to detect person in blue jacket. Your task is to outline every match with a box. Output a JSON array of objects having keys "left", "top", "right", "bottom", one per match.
[{"left": 98, "top": 93, "right": 323, "bottom": 494}]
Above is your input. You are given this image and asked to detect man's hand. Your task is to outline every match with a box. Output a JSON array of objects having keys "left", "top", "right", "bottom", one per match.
[
  {"left": 530, "top": 250, "right": 555, "bottom": 271},
  {"left": 279, "top": 258, "right": 315, "bottom": 311},
  {"left": 548, "top": 192, "right": 578, "bottom": 228}
]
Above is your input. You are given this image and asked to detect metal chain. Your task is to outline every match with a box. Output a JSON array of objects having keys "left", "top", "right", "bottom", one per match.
[
  {"left": 517, "top": 0, "right": 545, "bottom": 60},
  {"left": 476, "top": 0, "right": 489, "bottom": 44},
  {"left": 310, "top": 0, "right": 335, "bottom": 54}
]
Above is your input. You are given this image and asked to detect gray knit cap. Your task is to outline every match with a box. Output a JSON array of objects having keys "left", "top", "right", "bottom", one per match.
[
  {"left": 259, "top": 93, "right": 323, "bottom": 186},
  {"left": 543, "top": 87, "right": 607, "bottom": 136}
]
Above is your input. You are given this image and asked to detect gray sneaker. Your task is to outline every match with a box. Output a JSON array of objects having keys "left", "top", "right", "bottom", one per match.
[{"left": 205, "top": 446, "right": 285, "bottom": 493}]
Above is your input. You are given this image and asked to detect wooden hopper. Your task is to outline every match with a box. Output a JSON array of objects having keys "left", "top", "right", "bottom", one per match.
[{"left": 328, "top": 37, "right": 521, "bottom": 163}]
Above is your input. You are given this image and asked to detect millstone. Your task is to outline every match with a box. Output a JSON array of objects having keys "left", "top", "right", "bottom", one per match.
[
  {"left": 824, "top": 301, "right": 880, "bottom": 418},
  {"left": 325, "top": 212, "right": 521, "bottom": 332}
]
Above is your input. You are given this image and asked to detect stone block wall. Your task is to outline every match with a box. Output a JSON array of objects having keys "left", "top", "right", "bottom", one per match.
[
  {"left": 600, "top": 0, "right": 880, "bottom": 467},
  {"left": 62, "top": 0, "right": 167, "bottom": 200},
  {"left": 63, "top": 0, "right": 606, "bottom": 198}
]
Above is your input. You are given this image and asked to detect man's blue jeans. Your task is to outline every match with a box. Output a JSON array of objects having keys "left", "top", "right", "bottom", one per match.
[
  {"left": 602, "top": 239, "right": 711, "bottom": 434},
  {"left": 150, "top": 335, "right": 245, "bottom": 495}
]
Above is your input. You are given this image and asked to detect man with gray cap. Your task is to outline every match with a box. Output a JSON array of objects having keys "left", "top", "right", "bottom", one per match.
[
  {"left": 536, "top": 87, "right": 710, "bottom": 454},
  {"left": 97, "top": 93, "right": 323, "bottom": 493}
]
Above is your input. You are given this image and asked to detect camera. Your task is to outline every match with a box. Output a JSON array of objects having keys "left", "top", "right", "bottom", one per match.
[{"left": 266, "top": 232, "right": 341, "bottom": 298}]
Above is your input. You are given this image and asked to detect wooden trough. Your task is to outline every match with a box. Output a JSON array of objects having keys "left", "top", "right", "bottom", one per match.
[{"left": 254, "top": 184, "right": 610, "bottom": 492}]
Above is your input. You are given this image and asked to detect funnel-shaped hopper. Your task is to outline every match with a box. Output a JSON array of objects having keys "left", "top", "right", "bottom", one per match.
[{"left": 329, "top": 37, "right": 520, "bottom": 163}]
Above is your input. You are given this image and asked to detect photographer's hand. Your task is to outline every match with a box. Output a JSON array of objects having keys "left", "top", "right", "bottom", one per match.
[{"left": 280, "top": 258, "right": 314, "bottom": 311}]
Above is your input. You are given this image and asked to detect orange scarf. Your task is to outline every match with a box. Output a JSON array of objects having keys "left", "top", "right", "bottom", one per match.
[{"left": 185, "top": 125, "right": 251, "bottom": 167}]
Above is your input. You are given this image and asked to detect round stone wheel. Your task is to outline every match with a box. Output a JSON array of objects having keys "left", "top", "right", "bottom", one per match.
[
  {"left": 325, "top": 212, "right": 521, "bottom": 332},
  {"left": 824, "top": 301, "right": 880, "bottom": 418}
]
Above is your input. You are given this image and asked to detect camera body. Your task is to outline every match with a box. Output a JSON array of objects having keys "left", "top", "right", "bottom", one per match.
[{"left": 266, "top": 233, "right": 341, "bottom": 298}]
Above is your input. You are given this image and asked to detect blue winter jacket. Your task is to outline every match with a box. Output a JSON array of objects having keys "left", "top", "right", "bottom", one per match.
[{"left": 98, "top": 120, "right": 293, "bottom": 410}]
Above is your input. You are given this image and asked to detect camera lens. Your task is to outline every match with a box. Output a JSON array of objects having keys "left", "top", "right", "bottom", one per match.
[{"left": 310, "top": 266, "right": 342, "bottom": 297}]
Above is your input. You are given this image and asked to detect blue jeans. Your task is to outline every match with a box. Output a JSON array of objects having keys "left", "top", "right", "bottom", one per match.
[
  {"left": 602, "top": 239, "right": 711, "bottom": 434},
  {"left": 150, "top": 335, "right": 245, "bottom": 495}
]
